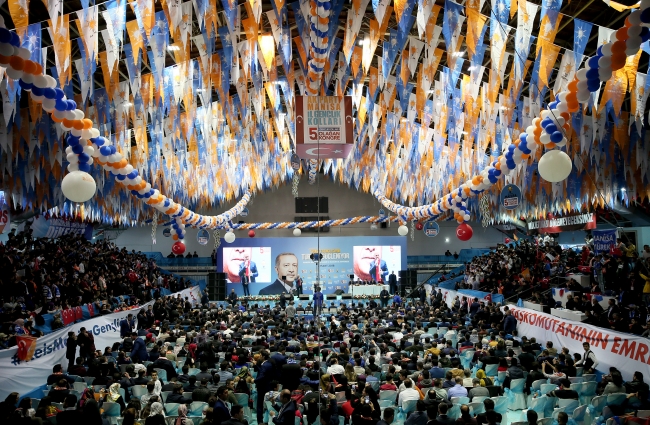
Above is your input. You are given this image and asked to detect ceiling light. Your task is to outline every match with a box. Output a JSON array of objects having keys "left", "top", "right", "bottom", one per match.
[
  {"left": 358, "top": 39, "right": 365, "bottom": 46},
  {"left": 445, "top": 237, "right": 450, "bottom": 242},
  {"left": 621, "top": 188, "right": 626, "bottom": 192},
  {"left": 167, "top": 45, "right": 180, "bottom": 51}
]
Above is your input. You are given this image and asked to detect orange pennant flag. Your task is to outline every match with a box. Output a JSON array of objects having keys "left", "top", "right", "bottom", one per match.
[
  {"left": 8, "top": 0, "right": 29, "bottom": 31},
  {"left": 466, "top": 8, "right": 487, "bottom": 58},
  {"left": 49, "top": 15, "right": 72, "bottom": 88},
  {"left": 126, "top": 20, "right": 145, "bottom": 66}
]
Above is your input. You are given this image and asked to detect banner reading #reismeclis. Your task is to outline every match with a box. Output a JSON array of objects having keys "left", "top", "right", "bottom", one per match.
[{"left": 0, "top": 286, "right": 200, "bottom": 400}]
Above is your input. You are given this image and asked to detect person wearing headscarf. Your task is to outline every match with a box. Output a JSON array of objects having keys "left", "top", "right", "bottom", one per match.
[
  {"left": 78, "top": 388, "right": 95, "bottom": 411},
  {"left": 475, "top": 369, "right": 492, "bottom": 387},
  {"left": 174, "top": 404, "right": 192, "bottom": 425},
  {"left": 102, "top": 383, "right": 126, "bottom": 414},
  {"left": 145, "top": 402, "right": 166, "bottom": 425}
]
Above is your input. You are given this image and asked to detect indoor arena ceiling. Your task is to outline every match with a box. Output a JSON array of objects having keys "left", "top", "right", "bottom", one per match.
[{"left": 0, "top": 0, "right": 648, "bottom": 225}]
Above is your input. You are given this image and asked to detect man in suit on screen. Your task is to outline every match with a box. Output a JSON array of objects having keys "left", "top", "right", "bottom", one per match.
[
  {"left": 369, "top": 253, "right": 389, "bottom": 283},
  {"left": 258, "top": 252, "right": 299, "bottom": 295},
  {"left": 238, "top": 254, "right": 258, "bottom": 296}
]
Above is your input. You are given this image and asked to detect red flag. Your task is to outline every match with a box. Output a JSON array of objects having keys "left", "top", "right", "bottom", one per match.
[{"left": 16, "top": 335, "right": 37, "bottom": 362}]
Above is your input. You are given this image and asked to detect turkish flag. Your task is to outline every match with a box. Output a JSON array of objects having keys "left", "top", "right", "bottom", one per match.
[{"left": 16, "top": 335, "right": 37, "bottom": 361}]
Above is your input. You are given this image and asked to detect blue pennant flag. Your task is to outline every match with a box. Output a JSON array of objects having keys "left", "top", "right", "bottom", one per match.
[
  {"left": 22, "top": 23, "right": 42, "bottom": 65},
  {"left": 573, "top": 19, "right": 593, "bottom": 66},
  {"left": 442, "top": 0, "right": 464, "bottom": 53},
  {"left": 540, "top": 0, "right": 562, "bottom": 27}
]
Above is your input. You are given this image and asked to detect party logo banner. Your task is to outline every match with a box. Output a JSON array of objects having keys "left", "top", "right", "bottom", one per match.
[
  {"left": 423, "top": 220, "right": 439, "bottom": 237},
  {"left": 500, "top": 184, "right": 521, "bottom": 210},
  {"left": 30, "top": 216, "right": 94, "bottom": 240},
  {"left": 295, "top": 96, "right": 354, "bottom": 159},
  {"left": 592, "top": 228, "right": 617, "bottom": 254},
  {"left": 527, "top": 212, "right": 596, "bottom": 234}
]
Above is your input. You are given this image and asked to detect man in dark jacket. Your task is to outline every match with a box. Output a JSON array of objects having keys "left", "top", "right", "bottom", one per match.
[
  {"left": 222, "top": 404, "right": 248, "bottom": 425},
  {"left": 65, "top": 332, "right": 77, "bottom": 372},
  {"left": 55, "top": 394, "right": 81, "bottom": 425},
  {"left": 120, "top": 314, "right": 135, "bottom": 337},
  {"left": 475, "top": 399, "right": 502, "bottom": 425},
  {"left": 213, "top": 386, "right": 232, "bottom": 424},
  {"left": 130, "top": 332, "right": 148, "bottom": 362},
  {"left": 503, "top": 311, "right": 517, "bottom": 333},
  {"left": 167, "top": 383, "right": 192, "bottom": 404},
  {"left": 281, "top": 361, "right": 302, "bottom": 392},
  {"left": 192, "top": 378, "right": 212, "bottom": 402},
  {"left": 270, "top": 390, "right": 297, "bottom": 425}
]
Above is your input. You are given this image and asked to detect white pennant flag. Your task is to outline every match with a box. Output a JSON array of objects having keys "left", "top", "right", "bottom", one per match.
[
  {"left": 74, "top": 59, "right": 92, "bottom": 104},
  {"left": 47, "top": 0, "right": 64, "bottom": 33},
  {"left": 167, "top": 0, "right": 182, "bottom": 34},
  {"left": 553, "top": 50, "right": 577, "bottom": 95},
  {"left": 416, "top": 0, "right": 434, "bottom": 39},
  {"left": 374, "top": 0, "right": 391, "bottom": 26},
  {"left": 179, "top": 2, "right": 193, "bottom": 48},
  {"left": 101, "top": 29, "right": 118, "bottom": 76},
  {"left": 77, "top": 5, "right": 99, "bottom": 63},
  {"left": 598, "top": 26, "right": 615, "bottom": 47},
  {"left": 407, "top": 36, "right": 424, "bottom": 78}
]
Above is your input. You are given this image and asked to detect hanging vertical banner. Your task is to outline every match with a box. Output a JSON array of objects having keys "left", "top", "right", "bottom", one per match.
[
  {"left": 592, "top": 228, "right": 617, "bottom": 254},
  {"left": 500, "top": 183, "right": 522, "bottom": 210},
  {"left": 295, "top": 96, "right": 354, "bottom": 159}
]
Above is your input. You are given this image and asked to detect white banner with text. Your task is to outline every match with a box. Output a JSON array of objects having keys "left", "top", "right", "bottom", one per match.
[
  {"left": 0, "top": 286, "right": 201, "bottom": 399},
  {"left": 508, "top": 304, "right": 649, "bottom": 381}
]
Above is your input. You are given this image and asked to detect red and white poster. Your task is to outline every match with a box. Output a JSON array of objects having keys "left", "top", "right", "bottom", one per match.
[{"left": 295, "top": 96, "right": 354, "bottom": 159}]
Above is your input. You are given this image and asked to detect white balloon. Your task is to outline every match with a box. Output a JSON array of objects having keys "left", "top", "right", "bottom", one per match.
[
  {"left": 90, "top": 128, "right": 100, "bottom": 138},
  {"left": 33, "top": 75, "right": 48, "bottom": 89},
  {"left": 224, "top": 231, "right": 236, "bottom": 243},
  {"left": 65, "top": 110, "right": 76, "bottom": 120},
  {"left": 540, "top": 111, "right": 552, "bottom": 119},
  {"left": 42, "top": 98, "right": 56, "bottom": 112},
  {"left": 16, "top": 47, "right": 30, "bottom": 60},
  {"left": 21, "top": 73, "right": 34, "bottom": 85},
  {"left": 124, "top": 164, "right": 134, "bottom": 174},
  {"left": 85, "top": 157, "right": 93, "bottom": 166},
  {"left": 601, "top": 43, "right": 613, "bottom": 56},
  {"left": 81, "top": 129, "right": 93, "bottom": 139},
  {"left": 65, "top": 146, "right": 72, "bottom": 155},
  {"left": 577, "top": 80, "right": 589, "bottom": 92},
  {"left": 71, "top": 128, "right": 83, "bottom": 137},
  {"left": 0, "top": 43, "right": 13, "bottom": 57},
  {"left": 73, "top": 110, "right": 85, "bottom": 120},
  {"left": 293, "top": 228, "right": 302, "bottom": 236},
  {"left": 398, "top": 225, "right": 409, "bottom": 236},
  {"left": 83, "top": 145, "right": 95, "bottom": 156},
  {"left": 558, "top": 92, "right": 569, "bottom": 102},
  {"left": 540, "top": 133, "right": 552, "bottom": 144},
  {"left": 629, "top": 10, "right": 642, "bottom": 26},
  {"left": 53, "top": 109, "right": 66, "bottom": 120},
  {"left": 577, "top": 91, "right": 591, "bottom": 103},
  {"left": 67, "top": 153, "right": 79, "bottom": 163},
  {"left": 628, "top": 25, "right": 643, "bottom": 38},
  {"left": 61, "top": 171, "right": 97, "bottom": 202},
  {"left": 555, "top": 138, "right": 568, "bottom": 148},
  {"left": 576, "top": 68, "right": 589, "bottom": 80},
  {"left": 67, "top": 163, "right": 79, "bottom": 172},
  {"left": 44, "top": 75, "right": 57, "bottom": 88},
  {"left": 5, "top": 67, "right": 23, "bottom": 80},
  {"left": 538, "top": 150, "right": 573, "bottom": 182},
  {"left": 599, "top": 69, "right": 613, "bottom": 81}
]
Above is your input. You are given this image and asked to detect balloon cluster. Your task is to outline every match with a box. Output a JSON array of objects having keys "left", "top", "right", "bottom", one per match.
[
  {"left": 170, "top": 218, "right": 186, "bottom": 241},
  {"left": 575, "top": 8, "right": 650, "bottom": 104},
  {"left": 306, "top": 0, "right": 331, "bottom": 94}
]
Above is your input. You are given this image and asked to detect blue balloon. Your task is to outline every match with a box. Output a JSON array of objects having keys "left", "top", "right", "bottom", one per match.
[
  {"left": 9, "top": 32, "right": 20, "bottom": 47},
  {"left": 54, "top": 88, "right": 65, "bottom": 100},
  {"left": 545, "top": 124, "right": 558, "bottom": 134},
  {"left": 31, "top": 86, "right": 43, "bottom": 96},
  {"left": 148, "top": 189, "right": 155, "bottom": 196},
  {"left": 586, "top": 68, "right": 599, "bottom": 80},
  {"left": 520, "top": 133, "right": 527, "bottom": 142},
  {"left": 551, "top": 131, "right": 563, "bottom": 143},
  {"left": 127, "top": 171, "right": 138, "bottom": 179},
  {"left": 131, "top": 190, "right": 139, "bottom": 196},
  {"left": 640, "top": 27, "right": 650, "bottom": 42},
  {"left": 587, "top": 80, "right": 600, "bottom": 92},
  {"left": 66, "top": 100, "right": 76, "bottom": 110},
  {"left": 597, "top": 45, "right": 604, "bottom": 56},
  {"left": 506, "top": 159, "right": 516, "bottom": 169},
  {"left": 72, "top": 144, "right": 84, "bottom": 154},
  {"left": 18, "top": 80, "right": 33, "bottom": 91},
  {"left": 588, "top": 56, "right": 600, "bottom": 68},
  {"left": 67, "top": 135, "right": 80, "bottom": 146},
  {"left": 109, "top": 146, "right": 117, "bottom": 154},
  {"left": 77, "top": 153, "right": 90, "bottom": 163},
  {"left": 508, "top": 144, "right": 516, "bottom": 152},
  {"left": 520, "top": 144, "right": 531, "bottom": 155},
  {"left": 178, "top": 234, "right": 184, "bottom": 240},
  {"left": 43, "top": 88, "right": 57, "bottom": 99},
  {"left": 488, "top": 174, "right": 498, "bottom": 184},
  {"left": 641, "top": 8, "right": 650, "bottom": 23},
  {"left": 116, "top": 174, "right": 126, "bottom": 181},
  {"left": 100, "top": 146, "right": 112, "bottom": 156},
  {"left": 541, "top": 118, "right": 553, "bottom": 128},
  {"left": 136, "top": 193, "right": 144, "bottom": 199},
  {"left": 55, "top": 98, "right": 68, "bottom": 111},
  {"left": 548, "top": 101, "right": 558, "bottom": 109},
  {"left": 164, "top": 199, "right": 171, "bottom": 207},
  {"left": 0, "top": 28, "right": 11, "bottom": 43},
  {"left": 78, "top": 162, "right": 91, "bottom": 173},
  {"left": 494, "top": 169, "right": 502, "bottom": 177}
]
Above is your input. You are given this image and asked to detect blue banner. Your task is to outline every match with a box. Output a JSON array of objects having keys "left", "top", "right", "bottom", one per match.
[
  {"left": 30, "top": 216, "right": 93, "bottom": 240},
  {"left": 592, "top": 229, "right": 616, "bottom": 254},
  {"left": 423, "top": 221, "right": 440, "bottom": 237},
  {"left": 500, "top": 184, "right": 522, "bottom": 210},
  {"left": 216, "top": 236, "right": 407, "bottom": 296}
]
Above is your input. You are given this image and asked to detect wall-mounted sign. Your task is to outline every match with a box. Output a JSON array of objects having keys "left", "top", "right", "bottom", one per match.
[
  {"left": 527, "top": 213, "right": 597, "bottom": 234},
  {"left": 500, "top": 184, "right": 521, "bottom": 210},
  {"left": 295, "top": 96, "right": 354, "bottom": 159},
  {"left": 423, "top": 221, "right": 440, "bottom": 237},
  {"left": 197, "top": 229, "right": 210, "bottom": 245}
]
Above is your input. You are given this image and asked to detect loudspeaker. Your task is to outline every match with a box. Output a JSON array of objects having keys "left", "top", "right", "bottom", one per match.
[
  {"left": 334, "top": 289, "right": 345, "bottom": 295},
  {"left": 380, "top": 222, "right": 387, "bottom": 229},
  {"left": 299, "top": 295, "right": 310, "bottom": 300},
  {"left": 341, "top": 294, "right": 352, "bottom": 299},
  {"left": 208, "top": 272, "right": 226, "bottom": 301}
]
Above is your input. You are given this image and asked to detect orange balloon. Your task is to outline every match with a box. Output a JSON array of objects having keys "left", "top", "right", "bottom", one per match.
[
  {"left": 560, "top": 112, "right": 570, "bottom": 121},
  {"left": 494, "top": 161, "right": 501, "bottom": 170},
  {"left": 119, "top": 159, "right": 128, "bottom": 168},
  {"left": 625, "top": 17, "right": 633, "bottom": 28},
  {"left": 51, "top": 114, "right": 64, "bottom": 123},
  {"left": 23, "top": 60, "right": 36, "bottom": 74},
  {"left": 83, "top": 119, "right": 93, "bottom": 129},
  {"left": 9, "top": 56, "right": 24, "bottom": 71},
  {"left": 521, "top": 154, "right": 530, "bottom": 159},
  {"left": 32, "top": 63, "right": 43, "bottom": 75},
  {"left": 73, "top": 120, "right": 85, "bottom": 131},
  {"left": 166, "top": 208, "right": 175, "bottom": 214},
  {"left": 546, "top": 142, "right": 556, "bottom": 149},
  {"left": 96, "top": 159, "right": 106, "bottom": 166},
  {"left": 0, "top": 54, "right": 11, "bottom": 66},
  {"left": 616, "top": 27, "right": 629, "bottom": 41},
  {"left": 173, "top": 234, "right": 179, "bottom": 240},
  {"left": 62, "top": 118, "right": 74, "bottom": 128},
  {"left": 612, "top": 40, "right": 627, "bottom": 53}
]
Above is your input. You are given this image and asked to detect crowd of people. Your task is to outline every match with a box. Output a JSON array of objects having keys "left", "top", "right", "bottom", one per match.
[
  {"left": 0, "top": 229, "right": 193, "bottom": 350},
  {"left": 0, "top": 283, "right": 648, "bottom": 425}
]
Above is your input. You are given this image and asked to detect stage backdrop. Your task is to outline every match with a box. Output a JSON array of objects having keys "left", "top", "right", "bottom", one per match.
[{"left": 216, "top": 236, "right": 407, "bottom": 295}]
